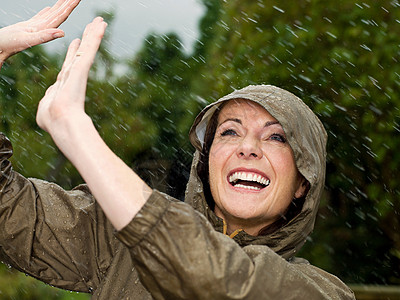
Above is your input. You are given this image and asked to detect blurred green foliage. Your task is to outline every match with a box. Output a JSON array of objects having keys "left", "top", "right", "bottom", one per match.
[
  {"left": 0, "top": 264, "right": 89, "bottom": 299},
  {"left": 190, "top": 0, "right": 400, "bottom": 285},
  {"left": 0, "top": 0, "right": 399, "bottom": 297}
]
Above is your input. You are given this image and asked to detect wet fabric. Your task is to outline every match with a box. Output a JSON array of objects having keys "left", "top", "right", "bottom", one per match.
[
  {"left": 0, "top": 85, "right": 355, "bottom": 299},
  {"left": 0, "top": 133, "right": 152, "bottom": 299}
]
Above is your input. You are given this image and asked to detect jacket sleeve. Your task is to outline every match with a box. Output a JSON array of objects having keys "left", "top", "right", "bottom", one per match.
[
  {"left": 116, "top": 190, "right": 355, "bottom": 300},
  {"left": 0, "top": 133, "right": 118, "bottom": 293}
]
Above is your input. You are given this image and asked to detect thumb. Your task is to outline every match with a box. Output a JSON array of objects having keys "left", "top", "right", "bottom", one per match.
[{"left": 28, "top": 29, "right": 65, "bottom": 47}]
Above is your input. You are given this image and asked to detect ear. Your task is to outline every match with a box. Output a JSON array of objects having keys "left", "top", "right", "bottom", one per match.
[{"left": 294, "top": 176, "right": 309, "bottom": 199}]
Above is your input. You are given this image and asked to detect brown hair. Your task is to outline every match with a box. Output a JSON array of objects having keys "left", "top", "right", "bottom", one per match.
[{"left": 196, "top": 103, "right": 224, "bottom": 211}]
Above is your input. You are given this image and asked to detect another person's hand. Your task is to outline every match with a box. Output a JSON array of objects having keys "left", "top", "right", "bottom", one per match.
[
  {"left": 36, "top": 17, "right": 107, "bottom": 134},
  {"left": 0, "top": 0, "right": 81, "bottom": 67}
]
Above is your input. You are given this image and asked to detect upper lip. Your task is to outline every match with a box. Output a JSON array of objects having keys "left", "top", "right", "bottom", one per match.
[{"left": 227, "top": 168, "right": 270, "bottom": 186}]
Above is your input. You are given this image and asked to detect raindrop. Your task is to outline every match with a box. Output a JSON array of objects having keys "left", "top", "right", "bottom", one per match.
[
  {"left": 273, "top": 6, "right": 285, "bottom": 13},
  {"left": 368, "top": 75, "right": 382, "bottom": 90},
  {"left": 355, "top": 3, "right": 364, "bottom": 9},
  {"left": 369, "top": 104, "right": 382, "bottom": 115},
  {"left": 360, "top": 44, "right": 372, "bottom": 51},
  {"left": 298, "top": 74, "right": 312, "bottom": 83},
  {"left": 326, "top": 31, "right": 337, "bottom": 39},
  {"left": 248, "top": 17, "right": 257, "bottom": 24},
  {"left": 333, "top": 103, "right": 347, "bottom": 112}
]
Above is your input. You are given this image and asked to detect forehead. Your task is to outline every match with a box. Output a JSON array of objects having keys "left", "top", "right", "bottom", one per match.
[{"left": 218, "top": 99, "right": 278, "bottom": 123}]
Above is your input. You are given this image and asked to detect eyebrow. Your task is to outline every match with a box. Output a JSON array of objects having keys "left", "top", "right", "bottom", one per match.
[
  {"left": 264, "top": 120, "right": 280, "bottom": 127},
  {"left": 220, "top": 118, "right": 242, "bottom": 125},
  {"left": 219, "top": 118, "right": 280, "bottom": 128}
]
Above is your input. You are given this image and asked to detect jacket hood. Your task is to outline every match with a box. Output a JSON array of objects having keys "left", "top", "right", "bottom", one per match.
[{"left": 185, "top": 85, "right": 327, "bottom": 260}]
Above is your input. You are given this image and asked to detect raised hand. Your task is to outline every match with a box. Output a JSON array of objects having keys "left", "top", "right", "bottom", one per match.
[
  {"left": 37, "top": 17, "right": 151, "bottom": 231},
  {"left": 0, "top": 0, "right": 81, "bottom": 67},
  {"left": 36, "top": 16, "right": 107, "bottom": 133}
]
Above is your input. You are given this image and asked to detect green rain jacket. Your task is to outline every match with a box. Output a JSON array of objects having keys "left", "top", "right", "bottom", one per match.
[{"left": 0, "top": 85, "right": 355, "bottom": 299}]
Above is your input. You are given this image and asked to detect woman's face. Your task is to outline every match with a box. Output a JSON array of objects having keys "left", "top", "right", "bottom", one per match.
[{"left": 208, "top": 99, "right": 306, "bottom": 235}]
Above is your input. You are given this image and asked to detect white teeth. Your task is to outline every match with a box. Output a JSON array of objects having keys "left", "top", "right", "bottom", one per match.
[
  {"left": 235, "top": 184, "right": 261, "bottom": 190},
  {"left": 228, "top": 172, "right": 270, "bottom": 187}
]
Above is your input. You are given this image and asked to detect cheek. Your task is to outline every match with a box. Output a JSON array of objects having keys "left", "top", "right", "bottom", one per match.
[
  {"left": 273, "top": 151, "right": 302, "bottom": 196},
  {"left": 268, "top": 148, "right": 297, "bottom": 174},
  {"left": 210, "top": 140, "right": 230, "bottom": 158},
  {"left": 208, "top": 144, "right": 223, "bottom": 181},
  {"left": 208, "top": 142, "right": 235, "bottom": 185}
]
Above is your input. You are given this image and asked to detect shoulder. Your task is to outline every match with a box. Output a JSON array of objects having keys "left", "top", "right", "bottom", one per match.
[
  {"left": 290, "top": 256, "right": 355, "bottom": 299},
  {"left": 241, "top": 247, "right": 355, "bottom": 299}
]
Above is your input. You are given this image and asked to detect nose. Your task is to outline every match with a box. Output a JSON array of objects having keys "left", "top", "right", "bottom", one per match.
[{"left": 236, "top": 136, "right": 263, "bottom": 159}]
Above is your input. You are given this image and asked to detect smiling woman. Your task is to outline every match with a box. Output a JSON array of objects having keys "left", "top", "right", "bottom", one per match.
[
  {"left": 206, "top": 99, "right": 307, "bottom": 236},
  {"left": 189, "top": 85, "right": 327, "bottom": 250},
  {"left": 0, "top": 1, "right": 356, "bottom": 299}
]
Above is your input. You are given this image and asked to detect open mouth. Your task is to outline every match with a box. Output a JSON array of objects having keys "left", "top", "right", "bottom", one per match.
[{"left": 228, "top": 171, "right": 270, "bottom": 191}]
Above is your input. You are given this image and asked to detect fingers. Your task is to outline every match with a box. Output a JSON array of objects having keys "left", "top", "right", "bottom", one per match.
[
  {"left": 24, "top": 29, "right": 65, "bottom": 47},
  {"left": 18, "top": 0, "right": 81, "bottom": 50},
  {"left": 36, "top": 16, "right": 106, "bottom": 134},
  {"left": 51, "top": 17, "right": 106, "bottom": 92},
  {"left": 43, "top": 18, "right": 106, "bottom": 93},
  {"left": 64, "top": 39, "right": 82, "bottom": 66},
  {"left": 70, "top": 17, "right": 107, "bottom": 79},
  {"left": 62, "top": 38, "right": 81, "bottom": 73},
  {"left": 54, "top": 38, "right": 81, "bottom": 84},
  {"left": 0, "top": 0, "right": 81, "bottom": 66},
  {"left": 37, "top": 38, "right": 82, "bottom": 131},
  {"left": 46, "top": 0, "right": 81, "bottom": 28},
  {"left": 30, "top": 7, "right": 52, "bottom": 20},
  {"left": 80, "top": 17, "right": 107, "bottom": 59},
  {"left": 47, "top": 0, "right": 80, "bottom": 27},
  {"left": 31, "top": 0, "right": 81, "bottom": 29}
]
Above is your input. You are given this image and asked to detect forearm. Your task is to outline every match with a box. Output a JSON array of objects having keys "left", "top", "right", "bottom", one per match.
[
  {"left": 49, "top": 112, "right": 151, "bottom": 230},
  {"left": 35, "top": 18, "right": 141, "bottom": 230}
]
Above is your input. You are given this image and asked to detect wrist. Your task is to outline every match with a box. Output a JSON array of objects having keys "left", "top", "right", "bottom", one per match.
[{"left": 48, "top": 112, "right": 94, "bottom": 156}]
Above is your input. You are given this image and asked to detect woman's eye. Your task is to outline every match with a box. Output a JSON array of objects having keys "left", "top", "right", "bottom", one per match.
[
  {"left": 270, "top": 133, "right": 286, "bottom": 143},
  {"left": 221, "top": 129, "right": 237, "bottom": 136}
]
